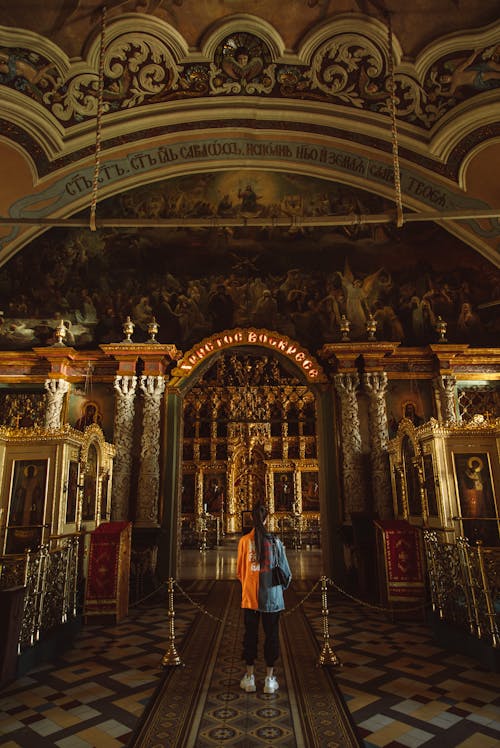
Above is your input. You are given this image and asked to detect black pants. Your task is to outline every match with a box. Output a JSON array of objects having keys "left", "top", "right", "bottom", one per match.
[{"left": 242, "top": 609, "right": 281, "bottom": 667}]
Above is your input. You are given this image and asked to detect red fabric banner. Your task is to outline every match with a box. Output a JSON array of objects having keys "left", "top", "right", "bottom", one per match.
[
  {"left": 85, "top": 522, "right": 131, "bottom": 613},
  {"left": 375, "top": 520, "right": 425, "bottom": 601},
  {"left": 87, "top": 540, "right": 120, "bottom": 600}
]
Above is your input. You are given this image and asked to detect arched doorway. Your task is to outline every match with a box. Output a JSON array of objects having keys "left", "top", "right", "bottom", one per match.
[{"left": 157, "top": 329, "right": 341, "bottom": 580}]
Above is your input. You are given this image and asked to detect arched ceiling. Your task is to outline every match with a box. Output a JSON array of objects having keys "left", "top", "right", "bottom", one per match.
[{"left": 0, "top": 0, "right": 499, "bottom": 268}]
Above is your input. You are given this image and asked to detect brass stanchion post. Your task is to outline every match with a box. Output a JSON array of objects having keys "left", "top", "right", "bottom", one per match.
[
  {"left": 161, "top": 577, "right": 183, "bottom": 667},
  {"left": 317, "top": 575, "right": 341, "bottom": 667}
]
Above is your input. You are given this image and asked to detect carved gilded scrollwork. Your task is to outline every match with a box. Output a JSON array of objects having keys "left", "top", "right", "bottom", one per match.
[
  {"left": 181, "top": 351, "right": 319, "bottom": 534},
  {"left": 0, "top": 392, "right": 46, "bottom": 429},
  {"left": 49, "top": 33, "right": 181, "bottom": 122},
  {"left": 0, "top": 555, "right": 26, "bottom": 590},
  {"left": 309, "top": 34, "right": 384, "bottom": 106},
  {"left": 0, "top": 16, "right": 498, "bottom": 136}
]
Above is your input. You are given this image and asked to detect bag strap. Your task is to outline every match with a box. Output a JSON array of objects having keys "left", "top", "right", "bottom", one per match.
[{"left": 271, "top": 535, "right": 279, "bottom": 567}]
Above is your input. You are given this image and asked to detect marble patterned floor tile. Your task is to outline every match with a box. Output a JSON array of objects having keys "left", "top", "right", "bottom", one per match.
[{"left": 0, "top": 550, "right": 498, "bottom": 747}]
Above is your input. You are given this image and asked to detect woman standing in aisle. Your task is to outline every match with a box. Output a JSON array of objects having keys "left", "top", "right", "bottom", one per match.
[{"left": 237, "top": 502, "right": 291, "bottom": 694}]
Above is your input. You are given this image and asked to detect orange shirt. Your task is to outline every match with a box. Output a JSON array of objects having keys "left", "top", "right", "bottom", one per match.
[
  {"left": 237, "top": 528, "right": 291, "bottom": 612},
  {"left": 237, "top": 529, "right": 260, "bottom": 609}
]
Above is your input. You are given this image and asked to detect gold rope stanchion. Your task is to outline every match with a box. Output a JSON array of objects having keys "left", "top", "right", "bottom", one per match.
[
  {"left": 89, "top": 5, "right": 106, "bottom": 232},
  {"left": 317, "top": 575, "right": 341, "bottom": 667},
  {"left": 161, "top": 577, "right": 184, "bottom": 667},
  {"left": 386, "top": 12, "right": 404, "bottom": 229}
]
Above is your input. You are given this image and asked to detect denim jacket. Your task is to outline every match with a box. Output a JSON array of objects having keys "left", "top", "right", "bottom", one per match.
[{"left": 237, "top": 529, "right": 292, "bottom": 612}]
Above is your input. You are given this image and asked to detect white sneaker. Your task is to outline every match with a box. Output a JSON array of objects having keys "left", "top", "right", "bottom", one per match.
[
  {"left": 240, "top": 673, "right": 256, "bottom": 692},
  {"left": 264, "top": 675, "right": 279, "bottom": 694}
]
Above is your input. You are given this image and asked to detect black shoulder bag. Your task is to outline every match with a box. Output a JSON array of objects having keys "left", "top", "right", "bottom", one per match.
[{"left": 271, "top": 536, "right": 287, "bottom": 587}]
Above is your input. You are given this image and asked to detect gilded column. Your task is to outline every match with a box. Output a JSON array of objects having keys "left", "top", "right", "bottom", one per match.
[
  {"left": 267, "top": 470, "right": 275, "bottom": 527},
  {"left": 111, "top": 375, "right": 137, "bottom": 520},
  {"left": 364, "top": 372, "right": 392, "bottom": 519},
  {"left": 334, "top": 373, "right": 365, "bottom": 516},
  {"left": 44, "top": 378, "right": 69, "bottom": 428},
  {"left": 136, "top": 375, "right": 166, "bottom": 527},
  {"left": 438, "top": 374, "right": 457, "bottom": 423}
]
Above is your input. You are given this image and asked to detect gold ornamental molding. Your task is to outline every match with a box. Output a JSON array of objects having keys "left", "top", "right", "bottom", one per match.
[
  {"left": 100, "top": 342, "right": 182, "bottom": 376},
  {"left": 0, "top": 423, "right": 84, "bottom": 443},
  {"left": 320, "top": 341, "right": 400, "bottom": 373}
]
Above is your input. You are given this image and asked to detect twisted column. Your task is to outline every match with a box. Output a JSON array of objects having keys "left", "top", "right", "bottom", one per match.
[
  {"left": 44, "top": 378, "right": 69, "bottom": 429},
  {"left": 438, "top": 375, "right": 458, "bottom": 423},
  {"left": 136, "top": 375, "right": 166, "bottom": 526},
  {"left": 364, "top": 372, "right": 393, "bottom": 519},
  {"left": 334, "top": 373, "right": 365, "bottom": 516},
  {"left": 111, "top": 375, "right": 137, "bottom": 520}
]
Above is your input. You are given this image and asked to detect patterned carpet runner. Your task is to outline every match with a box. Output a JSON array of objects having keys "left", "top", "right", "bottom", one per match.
[{"left": 129, "top": 580, "right": 360, "bottom": 747}]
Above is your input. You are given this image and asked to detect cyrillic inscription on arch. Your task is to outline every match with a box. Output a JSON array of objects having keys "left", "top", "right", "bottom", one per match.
[{"left": 172, "top": 328, "right": 326, "bottom": 383}]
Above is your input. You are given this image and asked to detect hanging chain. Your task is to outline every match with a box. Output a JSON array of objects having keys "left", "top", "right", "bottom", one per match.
[
  {"left": 90, "top": 5, "right": 107, "bottom": 232},
  {"left": 174, "top": 577, "right": 321, "bottom": 625},
  {"left": 282, "top": 577, "right": 321, "bottom": 616},
  {"left": 327, "top": 577, "right": 431, "bottom": 613},
  {"left": 386, "top": 12, "right": 404, "bottom": 228},
  {"left": 174, "top": 575, "right": 428, "bottom": 623},
  {"left": 129, "top": 580, "right": 167, "bottom": 608},
  {"left": 174, "top": 579, "right": 230, "bottom": 624}
]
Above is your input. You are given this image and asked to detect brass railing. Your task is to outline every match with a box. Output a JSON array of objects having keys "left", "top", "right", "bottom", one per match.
[
  {"left": 423, "top": 530, "right": 500, "bottom": 648},
  {"left": 277, "top": 515, "right": 320, "bottom": 550},
  {"left": 0, "top": 534, "right": 81, "bottom": 651}
]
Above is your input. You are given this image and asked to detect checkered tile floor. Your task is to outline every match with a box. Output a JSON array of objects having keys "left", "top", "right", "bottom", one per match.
[
  {"left": 296, "top": 581, "right": 500, "bottom": 748},
  {"left": 0, "top": 580, "right": 499, "bottom": 747}
]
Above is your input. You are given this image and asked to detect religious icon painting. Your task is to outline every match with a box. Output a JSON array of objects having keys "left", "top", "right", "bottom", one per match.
[
  {"left": 203, "top": 473, "right": 225, "bottom": 514},
  {"left": 8, "top": 459, "right": 48, "bottom": 527},
  {"left": 452, "top": 452, "right": 498, "bottom": 546},
  {"left": 301, "top": 471, "right": 319, "bottom": 511},
  {"left": 274, "top": 472, "right": 294, "bottom": 512},
  {"left": 74, "top": 400, "right": 103, "bottom": 432},
  {"left": 6, "top": 459, "right": 48, "bottom": 553}
]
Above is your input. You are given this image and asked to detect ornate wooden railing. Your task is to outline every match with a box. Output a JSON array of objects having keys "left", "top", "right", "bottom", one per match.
[
  {"left": 423, "top": 530, "right": 500, "bottom": 648},
  {"left": 0, "top": 534, "right": 81, "bottom": 651}
]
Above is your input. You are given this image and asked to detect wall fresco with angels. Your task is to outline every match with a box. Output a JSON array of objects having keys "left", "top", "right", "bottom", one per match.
[{"left": 0, "top": 170, "right": 498, "bottom": 355}]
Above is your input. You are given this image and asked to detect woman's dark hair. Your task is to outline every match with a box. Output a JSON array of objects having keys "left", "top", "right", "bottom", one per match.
[{"left": 252, "top": 502, "right": 268, "bottom": 564}]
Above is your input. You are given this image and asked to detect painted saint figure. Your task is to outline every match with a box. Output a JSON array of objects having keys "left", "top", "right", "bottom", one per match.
[{"left": 10, "top": 462, "right": 46, "bottom": 526}]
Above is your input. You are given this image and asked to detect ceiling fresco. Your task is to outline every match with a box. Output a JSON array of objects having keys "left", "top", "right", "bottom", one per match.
[
  {"left": 3, "top": 1, "right": 499, "bottom": 60},
  {"left": 0, "top": 171, "right": 498, "bottom": 355},
  {"left": 0, "top": 1, "right": 499, "bottom": 342}
]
